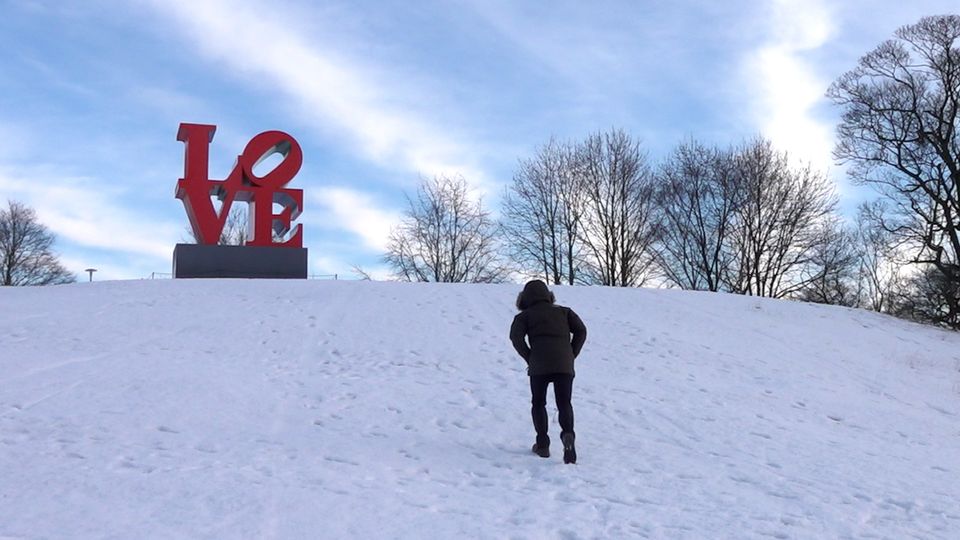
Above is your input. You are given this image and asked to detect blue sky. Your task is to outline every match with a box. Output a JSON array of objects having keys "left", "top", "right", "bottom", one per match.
[{"left": 1, "top": 0, "right": 957, "bottom": 281}]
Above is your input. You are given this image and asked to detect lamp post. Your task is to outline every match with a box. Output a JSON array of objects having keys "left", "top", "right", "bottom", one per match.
[{"left": 84, "top": 268, "right": 97, "bottom": 282}]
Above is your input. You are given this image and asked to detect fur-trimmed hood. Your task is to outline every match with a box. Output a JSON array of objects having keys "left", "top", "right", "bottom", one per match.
[{"left": 516, "top": 280, "right": 555, "bottom": 311}]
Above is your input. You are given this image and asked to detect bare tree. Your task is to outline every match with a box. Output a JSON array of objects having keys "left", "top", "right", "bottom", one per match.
[
  {"left": 351, "top": 265, "right": 373, "bottom": 281},
  {"left": 654, "top": 140, "right": 741, "bottom": 291},
  {"left": 501, "top": 138, "right": 585, "bottom": 284},
  {"left": 184, "top": 205, "right": 251, "bottom": 245},
  {"left": 828, "top": 14, "right": 960, "bottom": 328},
  {"left": 893, "top": 265, "right": 960, "bottom": 328},
  {"left": 384, "top": 175, "right": 506, "bottom": 283},
  {"left": 851, "top": 201, "right": 908, "bottom": 312},
  {"left": 725, "top": 139, "right": 837, "bottom": 298},
  {"left": 796, "top": 218, "right": 859, "bottom": 306},
  {"left": 578, "top": 129, "right": 658, "bottom": 287},
  {"left": 218, "top": 205, "right": 250, "bottom": 245},
  {"left": 0, "top": 200, "right": 76, "bottom": 286},
  {"left": 184, "top": 204, "right": 295, "bottom": 246}
]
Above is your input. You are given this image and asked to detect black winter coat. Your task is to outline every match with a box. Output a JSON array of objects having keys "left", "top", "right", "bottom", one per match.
[{"left": 509, "top": 280, "right": 587, "bottom": 376}]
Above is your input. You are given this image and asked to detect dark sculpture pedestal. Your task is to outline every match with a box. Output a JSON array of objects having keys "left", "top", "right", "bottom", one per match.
[{"left": 173, "top": 243, "right": 308, "bottom": 279}]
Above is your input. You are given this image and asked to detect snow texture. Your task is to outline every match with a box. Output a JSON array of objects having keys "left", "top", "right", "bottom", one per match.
[{"left": 2, "top": 280, "right": 960, "bottom": 539}]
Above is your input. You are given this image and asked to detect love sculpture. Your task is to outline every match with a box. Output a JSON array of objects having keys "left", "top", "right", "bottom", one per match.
[{"left": 171, "top": 123, "right": 309, "bottom": 279}]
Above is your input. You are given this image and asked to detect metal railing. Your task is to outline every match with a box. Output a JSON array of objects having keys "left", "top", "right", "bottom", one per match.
[{"left": 148, "top": 272, "right": 342, "bottom": 280}]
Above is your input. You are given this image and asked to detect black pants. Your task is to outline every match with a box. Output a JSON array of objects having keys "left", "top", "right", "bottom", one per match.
[{"left": 530, "top": 373, "right": 574, "bottom": 445}]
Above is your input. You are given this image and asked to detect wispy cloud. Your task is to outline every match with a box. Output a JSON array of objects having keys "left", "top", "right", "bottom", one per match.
[
  {"left": 126, "top": 86, "right": 210, "bottom": 121},
  {"left": 144, "top": 0, "right": 488, "bottom": 185},
  {"left": 743, "top": 0, "right": 836, "bottom": 169},
  {"left": 0, "top": 166, "right": 181, "bottom": 261},
  {"left": 463, "top": 2, "right": 628, "bottom": 83},
  {"left": 307, "top": 187, "right": 401, "bottom": 253}
]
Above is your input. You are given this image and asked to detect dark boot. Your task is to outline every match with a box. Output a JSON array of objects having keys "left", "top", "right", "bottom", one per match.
[
  {"left": 561, "top": 432, "right": 576, "bottom": 464},
  {"left": 532, "top": 435, "right": 550, "bottom": 458}
]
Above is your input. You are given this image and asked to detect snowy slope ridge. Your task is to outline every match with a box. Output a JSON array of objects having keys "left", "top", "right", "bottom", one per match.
[{"left": 2, "top": 280, "right": 959, "bottom": 539}]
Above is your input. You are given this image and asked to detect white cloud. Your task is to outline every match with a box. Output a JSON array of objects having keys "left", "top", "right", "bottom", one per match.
[
  {"left": 145, "top": 0, "right": 488, "bottom": 186},
  {"left": 307, "top": 187, "right": 401, "bottom": 253},
  {"left": 744, "top": 0, "right": 836, "bottom": 170},
  {"left": 0, "top": 166, "right": 182, "bottom": 260}
]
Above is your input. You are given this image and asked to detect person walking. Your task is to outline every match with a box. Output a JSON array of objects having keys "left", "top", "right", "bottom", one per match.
[{"left": 509, "top": 279, "right": 587, "bottom": 464}]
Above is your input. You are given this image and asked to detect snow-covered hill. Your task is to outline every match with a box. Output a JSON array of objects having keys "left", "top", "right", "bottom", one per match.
[{"left": 2, "top": 280, "right": 959, "bottom": 539}]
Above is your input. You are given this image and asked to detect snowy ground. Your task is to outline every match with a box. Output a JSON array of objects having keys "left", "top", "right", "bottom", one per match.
[{"left": 1, "top": 279, "right": 959, "bottom": 539}]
